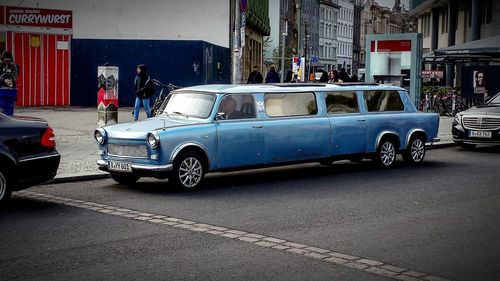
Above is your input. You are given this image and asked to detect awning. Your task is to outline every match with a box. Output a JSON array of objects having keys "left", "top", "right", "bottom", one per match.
[{"left": 426, "top": 35, "right": 500, "bottom": 62}]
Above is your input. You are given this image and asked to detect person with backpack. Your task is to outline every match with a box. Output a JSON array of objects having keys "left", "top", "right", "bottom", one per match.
[
  {"left": 0, "top": 51, "right": 18, "bottom": 88},
  {"left": 133, "top": 64, "right": 155, "bottom": 121},
  {"left": 247, "top": 65, "right": 263, "bottom": 84}
]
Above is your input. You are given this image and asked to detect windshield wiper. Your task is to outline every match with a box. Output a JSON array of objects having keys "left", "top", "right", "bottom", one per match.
[{"left": 172, "top": 111, "right": 188, "bottom": 118}]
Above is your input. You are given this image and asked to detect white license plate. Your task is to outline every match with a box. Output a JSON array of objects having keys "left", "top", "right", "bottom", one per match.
[
  {"left": 108, "top": 161, "right": 132, "bottom": 172},
  {"left": 469, "top": 131, "right": 492, "bottom": 138}
]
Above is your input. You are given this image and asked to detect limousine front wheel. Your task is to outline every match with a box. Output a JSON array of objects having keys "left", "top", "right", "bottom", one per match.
[
  {"left": 0, "top": 168, "right": 12, "bottom": 205},
  {"left": 376, "top": 140, "right": 397, "bottom": 167},
  {"left": 170, "top": 151, "right": 205, "bottom": 190}
]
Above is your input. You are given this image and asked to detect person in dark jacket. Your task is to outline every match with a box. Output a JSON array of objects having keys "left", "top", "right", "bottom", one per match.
[
  {"left": 265, "top": 66, "right": 280, "bottom": 83},
  {"left": 339, "top": 68, "right": 351, "bottom": 82},
  {"left": 319, "top": 69, "right": 329, "bottom": 82},
  {"left": 133, "top": 64, "right": 155, "bottom": 121},
  {"left": 247, "top": 65, "right": 263, "bottom": 84}
]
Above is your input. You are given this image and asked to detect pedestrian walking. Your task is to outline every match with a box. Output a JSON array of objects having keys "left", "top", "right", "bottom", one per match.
[
  {"left": 265, "top": 66, "right": 280, "bottom": 83},
  {"left": 339, "top": 68, "right": 351, "bottom": 83},
  {"left": 319, "top": 69, "right": 329, "bottom": 82},
  {"left": 328, "top": 70, "right": 339, "bottom": 83},
  {"left": 132, "top": 64, "right": 155, "bottom": 121},
  {"left": 247, "top": 65, "right": 263, "bottom": 84}
]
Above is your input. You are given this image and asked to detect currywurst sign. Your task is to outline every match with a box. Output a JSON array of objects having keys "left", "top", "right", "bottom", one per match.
[{"left": 4, "top": 6, "right": 72, "bottom": 29}]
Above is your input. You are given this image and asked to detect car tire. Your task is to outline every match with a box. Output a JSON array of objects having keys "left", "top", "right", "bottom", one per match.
[
  {"left": 169, "top": 151, "right": 205, "bottom": 191},
  {"left": 459, "top": 143, "right": 476, "bottom": 150},
  {"left": 110, "top": 172, "right": 140, "bottom": 185},
  {"left": 402, "top": 137, "right": 426, "bottom": 164},
  {"left": 0, "top": 168, "right": 12, "bottom": 205},
  {"left": 375, "top": 139, "right": 397, "bottom": 167}
]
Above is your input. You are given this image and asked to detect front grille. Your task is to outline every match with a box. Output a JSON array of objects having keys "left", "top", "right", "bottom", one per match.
[
  {"left": 463, "top": 116, "right": 500, "bottom": 130},
  {"left": 107, "top": 144, "right": 148, "bottom": 158}
]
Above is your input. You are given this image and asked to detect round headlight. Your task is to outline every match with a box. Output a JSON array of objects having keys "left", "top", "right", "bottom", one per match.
[
  {"left": 94, "top": 128, "right": 106, "bottom": 145},
  {"left": 147, "top": 131, "right": 160, "bottom": 148}
]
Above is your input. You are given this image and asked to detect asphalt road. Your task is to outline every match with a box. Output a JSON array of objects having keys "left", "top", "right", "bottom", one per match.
[{"left": 1, "top": 146, "right": 499, "bottom": 281}]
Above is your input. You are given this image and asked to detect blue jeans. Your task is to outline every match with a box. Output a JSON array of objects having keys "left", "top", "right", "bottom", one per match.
[{"left": 133, "top": 97, "right": 151, "bottom": 121}]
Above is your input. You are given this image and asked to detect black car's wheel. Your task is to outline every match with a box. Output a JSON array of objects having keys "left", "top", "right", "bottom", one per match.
[
  {"left": 169, "top": 151, "right": 205, "bottom": 191},
  {"left": 110, "top": 172, "right": 140, "bottom": 185},
  {"left": 459, "top": 143, "right": 476, "bottom": 150},
  {"left": 375, "top": 139, "right": 397, "bottom": 167},
  {"left": 403, "top": 137, "right": 426, "bottom": 164},
  {"left": 0, "top": 168, "right": 12, "bottom": 205}
]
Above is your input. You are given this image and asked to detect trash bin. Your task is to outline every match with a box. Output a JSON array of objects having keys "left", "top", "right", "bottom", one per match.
[{"left": 0, "top": 88, "right": 17, "bottom": 116}]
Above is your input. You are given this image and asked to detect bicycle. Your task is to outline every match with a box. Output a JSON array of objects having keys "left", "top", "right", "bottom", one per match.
[{"left": 150, "top": 80, "right": 181, "bottom": 117}]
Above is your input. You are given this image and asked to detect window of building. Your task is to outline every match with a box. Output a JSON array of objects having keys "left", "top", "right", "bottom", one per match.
[
  {"left": 364, "top": 91, "right": 404, "bottom": 112},
  {"left": 482, "top": 0, "right": 493, "bottom": 24},
  {"left": 441, "top": 8, "right": 448, "bottom": 33},
  {"left": 264, "top": 93, "right": 318, "bottom": 117},
  {"left": 326, "top": 92, "right": 359, "bottom": 114}
]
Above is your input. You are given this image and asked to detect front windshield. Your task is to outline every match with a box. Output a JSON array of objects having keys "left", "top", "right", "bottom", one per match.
[
  {"left": 488, "top": 93, "right": 500, "bottom": 104},
  {"left": 162, "top": 92, "right": 215, "bottom": 118}
]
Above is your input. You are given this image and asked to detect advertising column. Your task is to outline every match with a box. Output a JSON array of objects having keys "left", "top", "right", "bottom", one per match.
[{"left": 97, "top": 66, "right": 119, "bottom": 127}]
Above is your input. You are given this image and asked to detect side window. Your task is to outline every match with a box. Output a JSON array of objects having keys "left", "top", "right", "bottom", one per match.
[
  {"left": 265, "top": 92, "right": 318, "bottom": 117},
  {"left": 218, "top": 94, "right": 256, "bottom": 120},
  {"left": 326, "top": 91, "right": 359, "bottom": 114},
  {"left": 364, "top": 90, "right": 404, "bottom": 112}
]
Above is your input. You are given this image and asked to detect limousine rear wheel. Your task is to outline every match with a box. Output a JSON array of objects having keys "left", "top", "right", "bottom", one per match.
[
  {"left": 375, "top": 140, "right": 397, "bottom": 167},
  {"left": 170, "top": 151, "right": 205, "bottom": 190},
  {"left": 0, "top": 168, "right": 12, "bottom": 205},
  {"left": 110, "top": 172, "right": 140, "bottom": 185},
  {"left": 403, "top": 137, "right": 426, "bottom": 164}
]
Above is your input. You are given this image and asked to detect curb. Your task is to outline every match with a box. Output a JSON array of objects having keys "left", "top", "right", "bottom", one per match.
[{"left": 46, "top": 172, "right": 111, "bottom": 185}]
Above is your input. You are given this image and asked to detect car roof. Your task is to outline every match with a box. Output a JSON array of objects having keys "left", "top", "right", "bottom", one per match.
[{"left": 175, "top": 83, "right": 406, "bottom": 94}]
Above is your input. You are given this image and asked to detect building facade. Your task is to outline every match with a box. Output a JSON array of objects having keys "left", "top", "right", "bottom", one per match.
[
  {"left": 298, "top": 0, "right": 320, "bottom": 76},
  {"left": 319, "top": 0, "right": 340, "bottom": 72},
  {"left": 0, "top": 0, "right": 232, "bottom": 106},
  {"left": 352, "top": 0, "right": 363, "bottom": 75},
  {"left": 337, "top": 0, "right": 354, "bottom": 73}
]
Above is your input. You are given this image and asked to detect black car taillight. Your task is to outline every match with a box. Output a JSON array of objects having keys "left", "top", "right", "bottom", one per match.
[{"left": 41, "top": 127, "right": 56, "bottom": 148}]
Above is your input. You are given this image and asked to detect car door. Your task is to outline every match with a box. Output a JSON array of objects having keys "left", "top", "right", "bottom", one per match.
[
  {"left": 215, "top": 94, "right": 264, "bottom": 169},
  {"left": 263, "top": 92, "right": 330, "bottom": 163},
  {"left": 327, "top": 91, "right": 367, "bottom": 155}
]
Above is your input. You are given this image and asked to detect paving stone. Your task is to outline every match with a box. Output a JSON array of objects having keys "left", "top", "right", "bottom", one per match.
[
  {"left": 380, "top": 264, "right": 407, "bottom": 273},
  {"left": 286, "top": 248, "right": 310, "bottom": 255},
  {"left": 238, "top": 237, "right": 260, "bottom": 243},
  {"left": 207, "top": 226, "right": 228, "bottom": 231},
  {"left": 356, "top": 258, "right": 384, "bottom": 266},
  {"left": 226, "top": 230, "right": 247, "bottom": 235},
  {"left": 262, "top": 237, "right": 286, "bottom": 244},
  {"left": 304, "top": 252, "right": 329, "bottom": 260},
  {"left": 304, "top": 246, "right": 330, "bottom": 254},
  {"left": 254, "top": 241, "right": 277, "bottom": 248},
  {"left": 344, "top": 262, "right": 369, "bottom": 270},
  {"left": 165, "top": 217, "right": 181, "bottom": 222},
  {"left": 122, "top": 214, "right": 139, "bottom": 218},
  {"left": 243, "top": 233, "right": 266, "bottom": 239},
  {"left": 173, "top": 224, "right": 194, "bottom": 229},
  {"left": 116, "top": 208, "right": 132, "bottom": 212},
  {"left": 161, "top": 221, "right": 179, "bottom": 226},
  {"left": 271, "top": 245, "right": 290, "bottom": 250},
  {"left": 193, "top": 223, "right": 212, "bottom": 228},
  {"left": 134, "top": 216, "right": 152, "bottom": 221},
  {"left": 149, "top": 219, "right": 166, "bottom": 224},
  {"left": 206, "top": 230, "right": 224, "bottom": 235},
  {"left": 328, "top": 252, "right": 359, "bottom": 260},
  {"left": 283, "top": 242, "right": 308, "bottom": 249},
  {"left": 221, "top": 233, "right": 240, "bottom": 239},
  {"left": 178, "top": 220, "right": 196, "bottom": 225},
  {"left": 138, "top": 213, "right": 155, "bottom": 217},
  {"left": 109, "top": 211, "right": 126, "bottom": 216},
  {"left": 190, "top": 227, "right": 210, "bottom": 232},
  {"left": 324, "top": 257, "right": 349, "bottom": 264},
  {"left": 98, "top": 209, "right": 114, "bottom": 214},
  {"left": 365, "top": 267, "right": 397, "bottom": 277}
]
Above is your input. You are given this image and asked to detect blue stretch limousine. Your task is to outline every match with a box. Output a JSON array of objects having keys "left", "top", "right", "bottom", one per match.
[{"left": 95, "top": 83, "right": 439, "bottom": 190}]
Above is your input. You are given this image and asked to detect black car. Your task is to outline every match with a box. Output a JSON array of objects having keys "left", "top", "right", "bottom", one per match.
[
  {"left": 452, "top": 92, "right": 500, "bottom": 149},
  {"left": 0, "top": 113, "right": 60, "bottom": 204}
]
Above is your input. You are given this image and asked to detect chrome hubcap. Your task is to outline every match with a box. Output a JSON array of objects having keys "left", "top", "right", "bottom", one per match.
[
  {"left": 179, "top": 157, "right": 203, "bottom": 188},
  {"left": 411, "top": 139, "right": 425, "bottom": 162},
  {"left": 0, "top": 172, "right": 6, "bottom": 199},
  {"left": 380, "top": 142, "right": 396, "bottom": 166}
]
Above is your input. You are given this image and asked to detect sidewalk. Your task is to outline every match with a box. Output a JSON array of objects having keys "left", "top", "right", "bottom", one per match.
[{"left": 13, "top": 107, "right": 455, "bottom": 182}]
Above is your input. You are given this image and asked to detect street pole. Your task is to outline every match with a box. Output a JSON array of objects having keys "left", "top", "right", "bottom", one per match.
[
  {"left": 232, "top": 0, "right": 242, "bottom": 84},
  {"left": 280, "top": 0, "right": 288, "bottom": 83},
  {"left": 304, "top": 22, "right": 308, "bottom": 82}
]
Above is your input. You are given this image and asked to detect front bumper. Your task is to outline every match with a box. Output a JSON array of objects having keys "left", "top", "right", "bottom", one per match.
[
  {"left": 97, "top": 159, "right": 173, "bottom": 173},
  {"left": 452, "top": 122, "right": 500, "bottom": 145}
]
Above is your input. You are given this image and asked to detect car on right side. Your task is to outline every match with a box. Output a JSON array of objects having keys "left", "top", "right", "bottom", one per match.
[{"left": 452, "top": 92, "right": 500, "bottom": 149}]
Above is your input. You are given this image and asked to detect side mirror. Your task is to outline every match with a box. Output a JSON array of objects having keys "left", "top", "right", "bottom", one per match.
[{"left": 216, "top": 112, "right": 226, "bottom": 120}]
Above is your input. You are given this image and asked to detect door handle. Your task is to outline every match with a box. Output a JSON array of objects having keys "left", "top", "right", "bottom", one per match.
[
  {"left": 253, "top": 125, "right": 264, "bottom": 128},
  {"left": 357, "top": 118, "right": 366, "bottom": 122}
]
